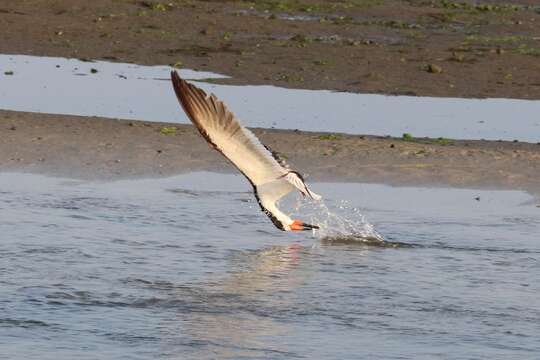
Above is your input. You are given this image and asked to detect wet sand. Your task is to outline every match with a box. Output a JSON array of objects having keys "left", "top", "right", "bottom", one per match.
[
  {"left": 0, "top": 0, "right": 539, "bottom": 99},
  {"left": 2, "top": 110, "right": 539, "bottom": 195},
  {"left": 1, "top": 1, "right": 539, "bottom": 196}
]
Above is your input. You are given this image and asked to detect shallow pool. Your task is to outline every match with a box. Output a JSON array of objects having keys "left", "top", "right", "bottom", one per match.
[
  {"left": 1, "top": 172, "right": 539, "bottom": 359},
  {"left": 1, "top": 54, "right": 540, "bottom": 142}
]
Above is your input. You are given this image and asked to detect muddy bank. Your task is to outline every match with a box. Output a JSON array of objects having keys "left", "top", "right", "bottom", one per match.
[
  {"left": 0, "top": 0, "right": 539, "bottom": 99},
  {"left": 2, "top": 110, "right": 539, "bottom": 195}
]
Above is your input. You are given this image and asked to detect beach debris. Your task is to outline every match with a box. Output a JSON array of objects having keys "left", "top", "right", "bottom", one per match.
[
  {"left": 313, "top": 59, "right": 333, "bottom": 66},
  {"left": 140, "top": 1, "right": 170, "bottom": 11},
  {"left": 222, "top": 32, "right": 232, "bottom": 41},
  {"left": 4, "top": 71, "right": 14, "bottom": 75},
  {"left": 90, "top": 68, "right": 98, "bottom": 74},
  {"left": 160, "top": 126, "right": 177, "bottom": 135},
  {"left": 317, "top": 134, "right": 343, "bottom": 140},
  {"left": 425, "top": 64, "right": 443, "bottom": 73},
  {"left": 450, "top": 51, "right": 465, "bottom": 62}
]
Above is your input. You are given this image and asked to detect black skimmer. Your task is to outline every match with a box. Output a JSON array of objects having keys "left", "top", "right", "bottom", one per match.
[{"left": 171, "top": 71, "right": 321, "bottom": 231}]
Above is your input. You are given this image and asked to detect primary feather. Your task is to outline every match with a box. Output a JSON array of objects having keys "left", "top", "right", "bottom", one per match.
[{"left": 171, "top": 72, "right": 286, "bottom": 185}]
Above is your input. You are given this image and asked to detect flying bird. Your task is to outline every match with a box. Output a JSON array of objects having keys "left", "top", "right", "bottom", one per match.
[{"left": 171, "top": 71, "right": 321, "bottom": 231}]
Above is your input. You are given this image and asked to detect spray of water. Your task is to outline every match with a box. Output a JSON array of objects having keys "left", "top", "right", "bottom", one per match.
[{"left": 288, "top": 196, "right": 385, "bottom": 242}]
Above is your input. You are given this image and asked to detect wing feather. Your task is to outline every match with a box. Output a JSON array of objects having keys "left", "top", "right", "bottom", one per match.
[
  {"left": 171, "top": 72, "right": 287, "bottom": 185},
  {"left": 284, "top": 172, "right": 322, "bottom": 200}
]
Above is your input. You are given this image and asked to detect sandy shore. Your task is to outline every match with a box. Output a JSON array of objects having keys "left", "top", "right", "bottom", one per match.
[
  {"left": 0, "top": 0, "right": 539, "bottom": 99},
  {"left": 1, "top": 1, "right": 539, "bottom": 197},
  {"left": 2, "top": 110, "right": 540, "bottom": 196}
]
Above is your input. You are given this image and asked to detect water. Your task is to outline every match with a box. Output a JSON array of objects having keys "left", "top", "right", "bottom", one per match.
[
  {"left": 1, "top": 172, "right": 539, "bottom": 359},
  {"left": 2, "top": 54, "right": 540, "bottom": 142}
]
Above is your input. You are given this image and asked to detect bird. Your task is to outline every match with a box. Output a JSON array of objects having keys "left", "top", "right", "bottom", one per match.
[{"left": 170, "top": 71, "right": 321, "bottom": 231}]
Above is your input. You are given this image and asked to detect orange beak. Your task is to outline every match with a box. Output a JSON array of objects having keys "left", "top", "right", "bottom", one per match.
[{"left": 290, "top": 220, "right": 319, "bottom": 231}]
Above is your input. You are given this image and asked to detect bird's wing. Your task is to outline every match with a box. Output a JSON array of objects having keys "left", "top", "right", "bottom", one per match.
[
  {"left": 284, "top": 172, "right": 322, "bottom": 201},
  {"left": 256, "top": 178, "right": 295, "bottom": 205},
  {"left": 171, "top": 71, "right": 287, "bottom": 185}
]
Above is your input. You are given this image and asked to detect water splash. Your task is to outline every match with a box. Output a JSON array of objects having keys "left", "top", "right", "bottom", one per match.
[{"left": 289, "top": 196, "right": 384, "bottom": 242}]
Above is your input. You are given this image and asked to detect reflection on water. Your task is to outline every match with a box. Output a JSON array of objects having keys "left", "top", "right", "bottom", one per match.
[
  {"left": 1, "top": 54, "right": 540, "bottom": 142},
  {"left": 178, "top": 245, "right": 308, "bottom": 359},
  {"left": 1, "top": 172, "right": 540, "bottom": 359}
]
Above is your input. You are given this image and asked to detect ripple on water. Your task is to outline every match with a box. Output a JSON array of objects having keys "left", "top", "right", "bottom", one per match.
[
  {"left": 320, "top": 235, "right": 414, "bottom": 248},
  {"left": 0, "top": 318, "right": 50, "bottom": 329},
  {"left": 1, "top": 172, "right": 540, "bottom": 359}
]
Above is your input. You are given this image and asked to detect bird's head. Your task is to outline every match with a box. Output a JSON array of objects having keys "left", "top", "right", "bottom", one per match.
[{"left": 288, "top": 220, "right": 319, "bottom": 231}]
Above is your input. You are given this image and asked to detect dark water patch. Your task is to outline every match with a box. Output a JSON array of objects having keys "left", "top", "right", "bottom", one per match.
[
  {"left": 321, "top": 235, "right": 414, "bottom": 248},
  {"left": 0, "top": 318, "right": 50, "bottom": 328},
  {"left": 171, "top": 337, "right": 303, "bottom": 359},
  {"left": 67, "top": 214, "right": 93, "bottom": 220},
  {"left": 426, "top": 242, "right": 540, "bottom": 254},
  {"left": 321, "top": 235, "right": 540, "bottom": 254},
  {"left": 167, "top": 188, "right": 250, "bottom": 197},
  {"left": 22, "top": 246, "right": 71, "bottom": 255},
  {"left": 101, "top": 332, "right": 159, "bottom": 344},
  {"left": 46, "top": 291, "right": 92, "bottom": 301},
  {"left": 110, "top": 238, "right": 146, "bottom": 246},
  {"left": 40, "top": 197, "right": 140, "bottom": 213},
  {"left": 121, "top": 278, "right": 193, "bottom": 292}
]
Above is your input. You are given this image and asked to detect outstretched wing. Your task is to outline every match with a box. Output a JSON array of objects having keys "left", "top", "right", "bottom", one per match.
[{"left": 171, "top": 71, "right": 287, "bottom": 185}]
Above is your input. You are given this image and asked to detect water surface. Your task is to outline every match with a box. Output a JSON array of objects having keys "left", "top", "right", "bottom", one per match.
[
  {"left": 1, "top": 54, "right": 540, "bottom": 142},
  {"left": 1, "top": 172, "right": 539, "bottom": 359}
]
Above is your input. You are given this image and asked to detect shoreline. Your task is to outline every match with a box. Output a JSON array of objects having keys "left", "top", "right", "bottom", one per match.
[
  {"left": 0, "top": 0, "right": 539, "bottom": 99},
  {"left": 2, "top": 110, "right": 539, "bottom": 196}
]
